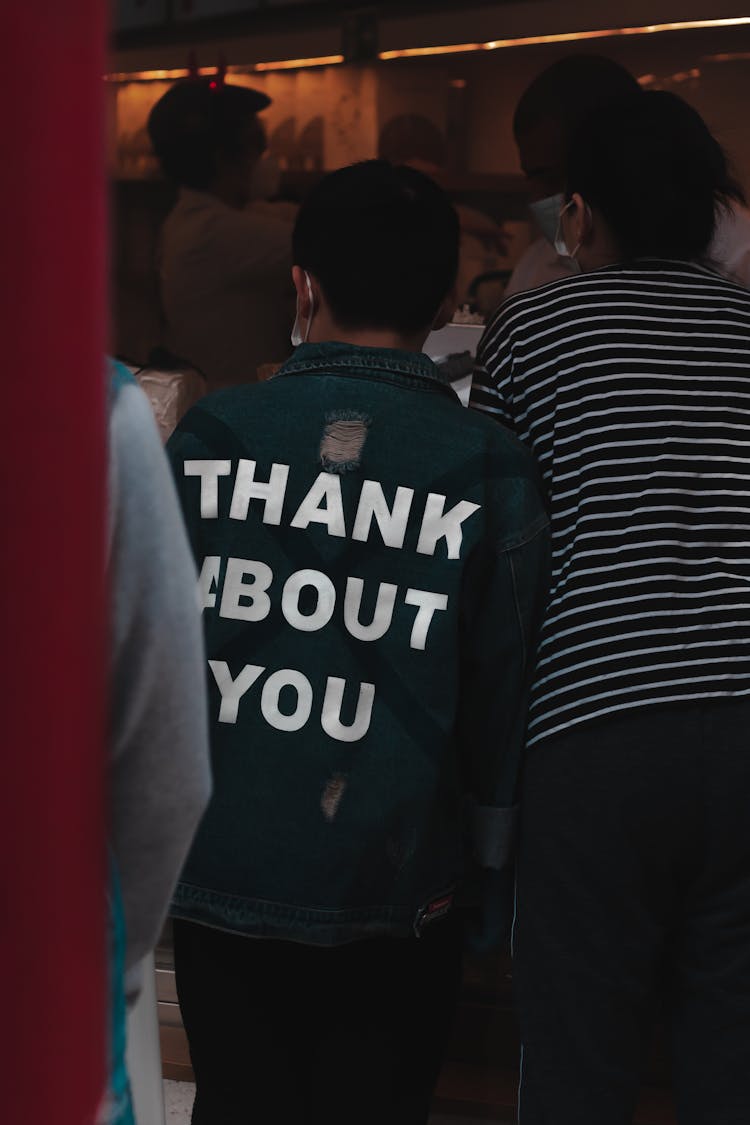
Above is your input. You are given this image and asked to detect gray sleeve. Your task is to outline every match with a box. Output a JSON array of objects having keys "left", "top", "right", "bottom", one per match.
[{"left": 108, "top": 383, "right": 211, "bottom": 993}]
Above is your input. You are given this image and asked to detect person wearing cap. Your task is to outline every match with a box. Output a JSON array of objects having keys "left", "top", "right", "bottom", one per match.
[
  {"left": 506, "top": 55, "right": 750, "bottom": 298},
  {"left": 148, "top": 77, "right": 295, "bottom": 391}
]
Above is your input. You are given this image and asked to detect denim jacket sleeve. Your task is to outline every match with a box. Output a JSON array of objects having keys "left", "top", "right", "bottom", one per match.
[
  {"left": 456, "top": 484, "right": 549, "bottom": 951},
  {"left": 457, "top": 478, "right": 550, "bottom": 853}
]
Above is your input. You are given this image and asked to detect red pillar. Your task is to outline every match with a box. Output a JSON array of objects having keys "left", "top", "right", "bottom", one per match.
[{"left": 1, "top": 4, "right": 108, "bottom": 1122}]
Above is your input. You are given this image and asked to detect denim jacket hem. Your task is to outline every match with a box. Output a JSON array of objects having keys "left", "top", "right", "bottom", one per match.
[{"left": 171, "top": 880, "right": 457, "bottom": 945}]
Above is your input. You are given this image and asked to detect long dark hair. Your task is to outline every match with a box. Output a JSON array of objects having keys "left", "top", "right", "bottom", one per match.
[{"left": 565, "top": 90, "right": 746, "bottom": 262}]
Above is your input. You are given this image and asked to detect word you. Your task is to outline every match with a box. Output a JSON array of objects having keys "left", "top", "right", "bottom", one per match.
[{"left": 209, "top": 661, "right": 374, "bottom": 744}]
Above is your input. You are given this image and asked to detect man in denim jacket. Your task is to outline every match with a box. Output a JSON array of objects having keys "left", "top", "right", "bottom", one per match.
[{"left": 167, "top": 160, "right": 550, "bottom": 1125}]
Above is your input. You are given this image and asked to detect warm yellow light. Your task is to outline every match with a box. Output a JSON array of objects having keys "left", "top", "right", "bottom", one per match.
[
  {"left": 706, "top": 51, "right": 750, "bottom": 61},
  {"left": 104, "top": 65, "right": 224, "bottom": 82},
  {"left": 105, "top": 68, "right": 187, "bottom": 82},
  {"left": 105, "top": 55, "right": 344, "bottom": 82},
  {"left": 670, "top": 67, "right": 702, "bottom": 82},
  {"left": 105, "top": 17, "right": 750, "bottom": 82},
  {"left": 379, "top": 43, "right": 485, "bottom": 59},
  {"left": 252, "top": 54, "right": 344, "bottom": 72},
  {"left": 378, "top": 17, "right": 750, "bottom": 61}
]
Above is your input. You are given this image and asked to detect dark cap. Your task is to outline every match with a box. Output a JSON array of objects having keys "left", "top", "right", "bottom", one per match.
[
  {"left": 148, "top": 77, "right": 271, "bottom": 158},
  {"left": 148, "top": 77, "right": 271, "bottom": 188}
]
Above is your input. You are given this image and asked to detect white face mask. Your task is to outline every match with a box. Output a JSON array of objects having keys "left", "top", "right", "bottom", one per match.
[
  {"left": 529, "top": 192, "right": 565, "bottom": 245},
  {"left": 554, "top": 199, "right": 583, "bottom": 266},
  {"left": 291, "top": 271, "right": 315, "bottom": 348}
]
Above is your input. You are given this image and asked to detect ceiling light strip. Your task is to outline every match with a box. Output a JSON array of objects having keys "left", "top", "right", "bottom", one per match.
[
  {"left": 252, "top": 54, "right": 344, "bottom": 72},
  {"left": 105, "top": 55, "right": 344, "bottom": 82},
  {"left": 105, "top": 17, "right": 750, "bottom": 83},
  {"left": 378, "top": 17, "right": 750, "bottom": 61}
]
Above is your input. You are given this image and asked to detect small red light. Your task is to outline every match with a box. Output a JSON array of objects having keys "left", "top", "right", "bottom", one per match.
[{"left": 209, "top": 80, "right": 217, "bottom": 90}]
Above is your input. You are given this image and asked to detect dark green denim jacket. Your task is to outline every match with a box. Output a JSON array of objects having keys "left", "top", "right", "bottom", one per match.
[{"left": 167, "top": 342, "right": 549, "bottom": 945}]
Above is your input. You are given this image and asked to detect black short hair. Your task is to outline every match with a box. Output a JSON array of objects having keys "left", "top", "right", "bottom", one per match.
[
  {"left": 566, "top": 90, "right": 746, "bottom": 261},
  {"left": 148, "top": 78, "right": 269, "bottom": 190},
  {"left": 513, "top": 55, "right": 641, "bottom": 141},
  {"left": 292, "top": 161, "right": 459, "bottom": 335}
]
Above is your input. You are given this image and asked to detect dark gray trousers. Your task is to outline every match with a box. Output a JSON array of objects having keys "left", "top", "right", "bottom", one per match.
[{"left": 515, "top": 700, "right": 750, "bottom": 1125}]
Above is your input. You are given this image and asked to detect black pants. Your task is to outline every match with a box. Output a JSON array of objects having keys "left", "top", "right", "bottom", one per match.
[
  {"left": 173, "top": 915, "right": 464, "bottom": 1125},
  {"left": 514, "top": 700, "right": 750, "bottom": 1125}
]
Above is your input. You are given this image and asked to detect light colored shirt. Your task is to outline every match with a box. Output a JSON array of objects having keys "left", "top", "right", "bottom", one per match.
[
  {"left": 707, "top": 202, "right": 750, "bottom": 286},
  {"left": 507, "top": 202, "right": 750, "bottom": 298},
  {"left": 505, "top": 235, "right": 576, "bottom": 297},
  {"left": 158, "top": 188, "right": 295, "bottom": 390},
  {"left": 108, "top": 374, "right": 211, "bottom": 998}
]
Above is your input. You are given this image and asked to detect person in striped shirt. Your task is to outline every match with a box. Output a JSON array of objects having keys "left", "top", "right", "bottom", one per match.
[
  {"left": 506, "top": 54, "right": 750, "bottom": 297},
  {"left": 472, "top": 91, "right": 750, "bottom": 1125}
]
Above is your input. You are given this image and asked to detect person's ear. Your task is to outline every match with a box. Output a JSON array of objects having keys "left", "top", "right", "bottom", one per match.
[
  {"left": 292, "top": 266, "right": 315, "bottom": 318},
  {"left": 570, "top": 192, "right": 592, "bottom": 244},
  {"left": 433, "top": 287, "right": 458, "bottom": 331}
]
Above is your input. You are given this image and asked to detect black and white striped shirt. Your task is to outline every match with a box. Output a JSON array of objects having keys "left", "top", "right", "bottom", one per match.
[{"left": 471, "top": 260, "right": 750, "bottom": 745}]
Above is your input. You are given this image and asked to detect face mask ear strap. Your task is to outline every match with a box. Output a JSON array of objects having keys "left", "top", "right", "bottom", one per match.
[
  {"left": 304, "top": 272, "right": 316, "bottom": 344},
  {"left": 571, "top": 202, "right": 593, "bottom": 259},
  {"left": 556, "top": 198, "right": 591, "bottom": 262},
  {"left": 554, "top": 199, "right": 574, "bottom": 257}
]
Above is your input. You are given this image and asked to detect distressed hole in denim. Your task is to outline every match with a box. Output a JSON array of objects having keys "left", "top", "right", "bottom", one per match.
[
  {"left": 320, "top": 412, "right": 369, "bottom": 474},
  {"left": 321, "top": 774, "right": 348, "bottom": 821}
]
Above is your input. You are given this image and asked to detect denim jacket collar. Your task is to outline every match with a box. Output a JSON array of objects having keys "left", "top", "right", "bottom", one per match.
[{"left": 276, "top": 341, "right": 456, "bottom": 400}]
